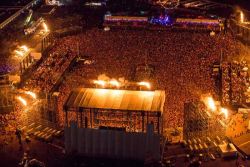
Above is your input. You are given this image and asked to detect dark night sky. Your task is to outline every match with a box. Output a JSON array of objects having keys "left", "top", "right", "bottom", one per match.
[
  {"left": 0, "top": 0, "right": 249, "bottom": 10},
  {"left": 211, "top": 0, "right": 250, "bottom": 10}
]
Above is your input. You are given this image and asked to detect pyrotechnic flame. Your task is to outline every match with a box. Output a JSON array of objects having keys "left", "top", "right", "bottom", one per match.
[
  {"left": 207, "top": 97, "right": 216, "bottom": 112},
  {"left": 20, "top": 45, "right": 29, "bottom": 52},
  {"left": 138, "top": 81, "right": 151, "bottom": 89},
  {"left": 93, "top": 80, "right": 106, "bottom": 87},
  {"left": 98, "top": 74, "right": 110, "bottom": 81},
  {"left": 109, "top": 79, "right": 120, "bottom": 87},
  {"left": 43, "top": 22, "right": 49, "bottom": 32},
  {"left": 25, "top": 91, "right": 36, "bottom": 99},
  {"left": 17, "top": 96, "right": 27, "bottom": 106},
  {"left": 240, "top": 11, "right": 244, "bottom": 23},
  {"left": 220, "top": 108, "right": 228, "bottom": 119},
  {"left": 15, "top": 50, "right": 24, "bottom": 57}
]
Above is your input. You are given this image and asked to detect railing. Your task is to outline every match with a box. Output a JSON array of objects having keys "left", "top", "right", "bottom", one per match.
[{"left": 0, "top": 0, "right": 43, "bottom": 29}]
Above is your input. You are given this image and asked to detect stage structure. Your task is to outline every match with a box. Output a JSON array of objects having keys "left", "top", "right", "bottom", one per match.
[
  {"left": 64, "top": 88, "right": 165, "bottom": 160},
  {"left": 41, "top": 32, "right": 54, "bottom": 53},
  {"left": 183, "top": 101, "right": 226, "bottom": 141},
  {"left": 64, "top": 88, "right": 165, "bottom": 134},
  {"left": 14, "top": 46, "right": 34, "bottom": 74},
  {"left": 19, "top": 53, "right": 33, "bottom": 74}
]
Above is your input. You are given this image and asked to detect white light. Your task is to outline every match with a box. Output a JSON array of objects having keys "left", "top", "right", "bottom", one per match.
[
  {"left": 20, "top": 45, "right": 29, "bottom": 52},
  {"left": 138, "top": 81, "right": 151, "bottom": 89},
  {"left": 25, "top": 91, "right": 36, "bottom": 99},
  {"left": 93, "top": 80, "right": 106, "bottom": 87},
  {"left": 207, "top": 97, "right": 216, "bottom": 112},
  {"left": 240, "top": 11, "right": 244, "bottom": 23},
  {"left": 15, "top": 50, "right": 24, "bottom": 57},
  {"left": 43, "top": 22, "right": 49, "bottom": 32},
  {"left": 109, "top": 79, "right": 120, "bottom": 87},
  {"left": 220, "top": 108, "right": 228, "bottom": 119},
  {"left": 17, "top": 96, "right": 27, "bottom": 106}
]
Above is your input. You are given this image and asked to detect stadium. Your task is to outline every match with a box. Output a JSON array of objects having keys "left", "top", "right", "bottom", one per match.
[{"left": 0, "top": 0, "right": 250, "bottom": 166}]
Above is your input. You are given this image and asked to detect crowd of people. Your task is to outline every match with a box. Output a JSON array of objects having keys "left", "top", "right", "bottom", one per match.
[
  {"left": 1, "top": 21, "right": 249, "bottom": 132},
  {"left": 44, "top": 28, "right": 244, "bottom": 128},
  {"left": 226, "top": 110, "right": 250, "bottom": 143},
  {"left": 221, "top": 61, "right": 250, "bottom": 106}
]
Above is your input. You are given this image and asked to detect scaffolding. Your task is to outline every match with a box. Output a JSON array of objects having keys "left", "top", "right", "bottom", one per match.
[{"left": 183, "top": 101, "right": 226, "bottom": 141}]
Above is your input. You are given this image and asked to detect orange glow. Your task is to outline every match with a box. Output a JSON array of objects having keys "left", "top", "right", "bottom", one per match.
[
  {"left": 220, "top": 108, "right": 228, "bottom": 119},
  {"left": 14, "top": 45, "right": 29, "bottom": 57},
  {"left": 138, "top": 81, "right": 151, "bottom": 89},
  {"left": 95, "top": 89, "right": 109, "bottom": 96},
  {"left": 43, "top": 22, "right": 49, "bottom": 32},
  {"left": 17, "top": 96, "right": 27, "bottom": 106},
  {"left": 25, "top": 91, "right": 36, "bottom": 99},
  {"left": 207, "top": 97, "right": 216, "bottom": 112},
  {"left": 142, "top": 91, "right": 154, "bottom": 97},
  {"left": 112, "top": 89, "right": 122, "bottom": 95},
  {"left": 15, "top": 50, "right": 24, "bottom": 57},
  {"left": 240, "top": 11, "right": 244, "bottom": 23},
  {"left": 109, "top": 79, "right": 120, "bottom": 87},
  {"left": 93, "top": 80, "right": 106, "bottom": 87},
  {"left": 20, "top": 45, "right": 29, "bottom": 52}
]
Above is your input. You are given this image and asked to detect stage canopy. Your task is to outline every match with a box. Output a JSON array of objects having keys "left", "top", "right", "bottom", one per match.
[{"left": 64, "top": 88, "right": 165, "bottom": 113}]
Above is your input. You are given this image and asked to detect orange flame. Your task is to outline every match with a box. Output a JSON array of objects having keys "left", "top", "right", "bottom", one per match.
[{"left": 93, "top": 80, "right": 106, "bottom": 87}]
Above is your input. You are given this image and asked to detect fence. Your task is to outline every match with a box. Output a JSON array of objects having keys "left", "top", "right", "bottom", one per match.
[{"left": 65, "top": 121, "right": 161, "bottom": 161}]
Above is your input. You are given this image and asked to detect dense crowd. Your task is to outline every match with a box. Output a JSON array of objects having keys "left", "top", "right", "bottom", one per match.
[
  {"left": 25, "top": 36, "right": 79, "bottom": 93},
  {"left": 44, "top": 28, "right": 244, "bottom": 128},
  {"left": 221, "top": 61, "right": 250, "bottom": 106}
]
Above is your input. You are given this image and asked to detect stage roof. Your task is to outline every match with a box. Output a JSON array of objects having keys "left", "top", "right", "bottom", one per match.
[{"left": 64, "top": 88, "right": 165, "bottom": 113}]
